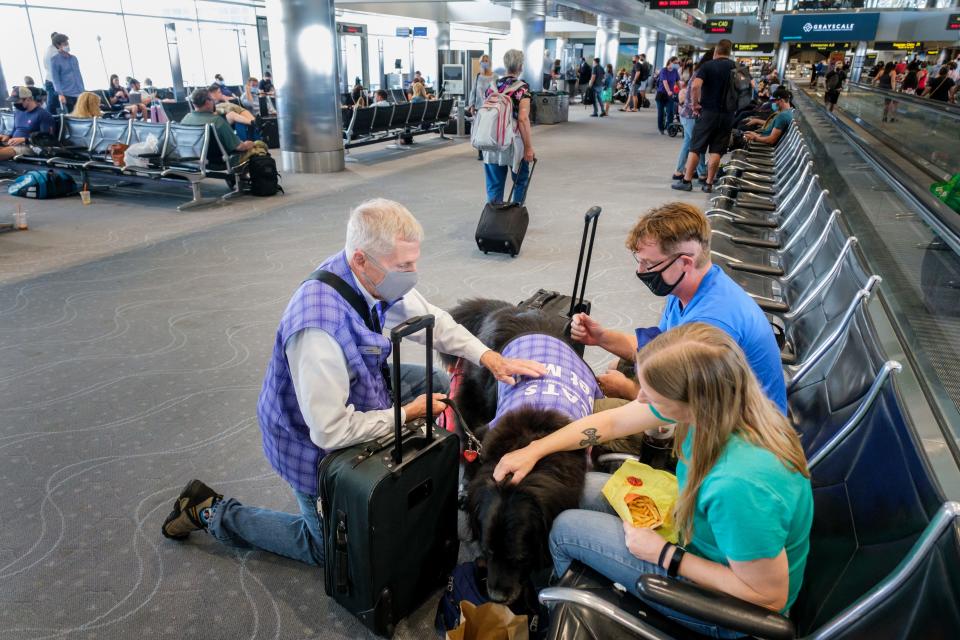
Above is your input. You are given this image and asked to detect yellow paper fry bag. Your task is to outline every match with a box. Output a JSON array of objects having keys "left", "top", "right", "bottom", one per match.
[{"left": 602, "top": 459, "right": 680, "bottom": 543}]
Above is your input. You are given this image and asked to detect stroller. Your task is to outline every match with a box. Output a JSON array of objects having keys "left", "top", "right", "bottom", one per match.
[{"left": 666, "top": 109, "right": 683, "bottom": 138}]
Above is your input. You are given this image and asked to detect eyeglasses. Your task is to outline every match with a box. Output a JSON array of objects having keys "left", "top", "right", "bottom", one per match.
[{"left": 632, "top": 251, "right": 693, "bottom": 272}]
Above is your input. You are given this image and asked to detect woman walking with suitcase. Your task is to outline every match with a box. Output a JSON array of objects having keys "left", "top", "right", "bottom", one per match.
[
  {"left": 481, "top": 49, "right": 536, "bottom": 205},
  {"left": 470, "top": 54, "right": 498, "bottom": 160}
]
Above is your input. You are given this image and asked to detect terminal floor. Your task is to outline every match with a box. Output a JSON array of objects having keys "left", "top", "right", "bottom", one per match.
[{"left": 0, "top": 105, "right": 708, "bottom": 640}]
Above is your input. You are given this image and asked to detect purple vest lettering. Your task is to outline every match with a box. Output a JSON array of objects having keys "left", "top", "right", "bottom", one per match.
[
  {"left": 489, "top": 334, "right": 602, "bottom": 427},
  {"left": 257, "top": 251, "right": 391, "bottom": 495}
]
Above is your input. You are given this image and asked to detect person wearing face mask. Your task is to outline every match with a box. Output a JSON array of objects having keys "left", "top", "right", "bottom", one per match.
[
  {"left": 492, "top": 323, "right": 812, "bottom": 639},
  {"left": 471, "top": 54, "right": 498, "bottom": 160},
  {"left": 655, "top": 57, "right": 681, "bottom": 134},
  {"left": 161, "top": 199, "right": 546, "bottom": 563},
  {"left": 49, "top": 32, "right": 84, "bottom": 114},
  {"left": 569, "top": 202, "right": 787, "bottom": 414},
  {"left": 742, "top": 87, "right": 793, "bottom": 147},
  {"left": 0, "top": 86, "right": 55, "bottom": 162}
]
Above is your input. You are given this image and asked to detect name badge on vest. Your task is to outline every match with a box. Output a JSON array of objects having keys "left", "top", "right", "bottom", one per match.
[{"left": 359, "top": 345, "right": 382, "bottom": 356}]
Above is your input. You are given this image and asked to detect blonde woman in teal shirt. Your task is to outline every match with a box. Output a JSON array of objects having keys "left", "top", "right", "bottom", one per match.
[{"left": 495, "top": 323, "right": 813, "bottom": 638}]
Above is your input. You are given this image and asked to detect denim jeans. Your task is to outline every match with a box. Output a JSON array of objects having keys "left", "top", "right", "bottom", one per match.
[
  {"left": 206, "top": 363, "right": 450, "bottom": 565},
  {"left": 592, "top": 87, "right": 604, "bottom": 116},
  {"left": 656, "top": 96, "right": 676, "bottom": 133},
  {"left": 44, "top": 80, "right": 58, "bottom": 115},
  {"left": 484, "top": 159, "right": 531, "bottom": 205},
  {"left": 549, "top": 473, "right": 745, "bottom": 639},
  {"left": 676, "top": 116, "right": 708, "bottom": 176}
]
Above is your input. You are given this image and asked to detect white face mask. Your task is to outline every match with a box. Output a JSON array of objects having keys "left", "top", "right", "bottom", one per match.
[{"left": 62, "top": 46, "right": 70, "bottom": 54}]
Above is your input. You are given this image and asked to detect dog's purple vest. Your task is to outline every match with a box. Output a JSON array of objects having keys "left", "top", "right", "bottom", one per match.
[
  {"left": 257, "top": 251, "right": 392, "bottom": 495},
  {"left": 489, "top": 334, "right": 602, "bottom": 428}
]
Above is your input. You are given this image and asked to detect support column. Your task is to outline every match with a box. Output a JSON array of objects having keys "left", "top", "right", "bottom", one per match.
[
  {"left": 267, "top": 0, "right": 344, "bottom": 174},
  {"left": 164, "top": 23, "right": 186, "bottom": 102},
  {"left": 851, "top": 40, "right": 868, "bottom": 83},
  {"left": 775, "top": 41, "right": 790, "bottom": 79},
  {"left": 645, "top": 33, "right": 657, "bottom": 64},
  {"left": 437, "top": 22, "right": 451, "bottom": 51},
  {"left": 654, "top": 33, "right": 667, "bottom": 71},
  {"left": 598, "top": 17, "right": 620, "bottom": 69},
  {"left": 509, "top": 1, "right": 547, "bottom": 91},
  {"left": 237, "top": 28, "right": 250, "bottom": 84},
  {"left": 0, "top": 55, "right": 7, "bottom": 102}
]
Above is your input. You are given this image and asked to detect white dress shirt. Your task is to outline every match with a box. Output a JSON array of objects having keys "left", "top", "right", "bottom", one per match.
[
  {"left": 43, "top": 45, "right": 58, "bottom": 81},
  {"left": 285, "top": 269, "right": 490, "bottom": 451}
]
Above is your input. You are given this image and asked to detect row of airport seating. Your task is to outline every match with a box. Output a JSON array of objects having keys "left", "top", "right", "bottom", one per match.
[
  {"left": 341, "top": 98, "right": 455, "bottom": 149},
  {"left": 541, "top": 120, "right": 960, "bottom": 638},
  {"left": 0, "top": 112, "right": 243, "bottom": 211}
]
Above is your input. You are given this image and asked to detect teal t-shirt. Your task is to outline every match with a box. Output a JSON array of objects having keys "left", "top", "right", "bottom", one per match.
[
  {"left": 675, "top": 427, "right": 813, "bottom": 612},
  {"left": 761, "top": 109, "right": 794, "bottom": 136}
]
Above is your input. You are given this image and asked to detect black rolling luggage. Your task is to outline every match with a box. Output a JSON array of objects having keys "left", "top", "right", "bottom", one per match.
[
  {"left": 518, "top": 206, "right": 601, "bottom": 357},
  {"left": 317, "top": 315, "right": 460, "bottom": 637},
  {"left": 258, "top": 116, "right": 279, "bottom": 149},
  {"left": 475, "top": 159, "right": 537, "bottom": 257}
]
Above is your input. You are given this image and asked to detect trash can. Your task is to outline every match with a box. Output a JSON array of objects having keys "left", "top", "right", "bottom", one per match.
[
  {"left": 536, "top": 93, "right": 562, "bottom": 125},
  {"left": 558, "top": 93, "right": 569, "bottom": 122}
]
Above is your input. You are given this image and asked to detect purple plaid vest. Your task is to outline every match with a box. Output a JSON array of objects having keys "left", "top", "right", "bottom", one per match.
[
  {"left": 257, "top": 251, "right": 392, "bottom": 494},
  {"left": 489, "top": 334, "right": 603, "bottom": 428}
]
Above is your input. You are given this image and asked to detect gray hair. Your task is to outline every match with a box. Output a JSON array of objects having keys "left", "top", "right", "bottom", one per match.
[
  {"left": 345, "top": 199, "right": 424, "bottom": 258},
  {"left": 503, "top": 49, "right": 524, "bottom": 75}
]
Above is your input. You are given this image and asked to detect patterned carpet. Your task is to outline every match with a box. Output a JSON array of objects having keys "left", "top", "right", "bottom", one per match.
[{"left": 0, "top": 106, "right": 708, "bottom": 639}]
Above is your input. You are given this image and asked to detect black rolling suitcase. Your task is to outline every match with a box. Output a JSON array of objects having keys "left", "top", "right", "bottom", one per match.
[
  {"left": 258, "top": 116, "right": 280, "bottom": 149},
  {"left": 475, "top": 159, "right": 537, "bottom": 257},
  {"left": 518, "top": 206, "right": 601, "bottom": 357},
  {"left": 317, "top": 315, "right": 460, "bottom": 637}
]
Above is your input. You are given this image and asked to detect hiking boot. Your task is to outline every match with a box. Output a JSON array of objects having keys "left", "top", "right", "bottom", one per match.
[
  {"left": 162, "top": 479, "right": 222, "bottom": 540},
  {"left": 671, "top": 180, "right": 692, "bottom": 192}
]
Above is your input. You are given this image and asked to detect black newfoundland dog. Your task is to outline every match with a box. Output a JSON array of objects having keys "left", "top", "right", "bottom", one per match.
[{"left": 444, "top": 298, "right": 592, "bottom": 604}]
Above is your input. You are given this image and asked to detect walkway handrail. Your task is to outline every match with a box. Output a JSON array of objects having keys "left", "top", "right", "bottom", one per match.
[{"left": 845, "top": 81, "right": 960, "bottom": 118}]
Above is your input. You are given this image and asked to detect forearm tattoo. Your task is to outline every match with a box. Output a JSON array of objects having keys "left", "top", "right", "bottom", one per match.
[{"left": 579, "top": 428, "right": 601, "bottom": 448}]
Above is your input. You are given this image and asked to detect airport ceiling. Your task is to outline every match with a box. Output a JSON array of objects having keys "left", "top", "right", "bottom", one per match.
[{"left": 335, "top": 0, "right": 707, "bottom": 43}]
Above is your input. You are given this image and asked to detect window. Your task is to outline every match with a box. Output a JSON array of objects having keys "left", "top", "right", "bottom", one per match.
[
  {"left": 0, "top": 6, "right": 42, "bottom": 87},
  {"left": 124, "top": 15, "right": 176, "bottom": 88}
]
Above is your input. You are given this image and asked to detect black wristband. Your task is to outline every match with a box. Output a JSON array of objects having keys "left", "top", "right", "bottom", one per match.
[
  {"left": 657, "top": 542, "right": 673, "bottom": 570},
  {"left": 668, "top": 545, "right": 686, "bottom": 578}
]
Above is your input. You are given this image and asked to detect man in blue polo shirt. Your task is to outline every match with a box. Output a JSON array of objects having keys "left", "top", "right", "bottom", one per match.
[
  {"left": 0, "top": 86, "right": 55, "bottom": 162},
  {"left": 572, "top": 202, "right": 787, "bottom": 414}
]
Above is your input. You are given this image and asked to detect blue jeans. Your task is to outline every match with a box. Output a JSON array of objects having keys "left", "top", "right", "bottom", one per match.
[
  {"left": 44, "top": 80, "right": 58, "bottom": 115},
  {"left": 656, "top": 95, "right": 676, "bottom": 133},
  {"left": 484, "top": 159, "right": 531, "bottom": 205},
  {"left": 676, "top": 116, "right": 707, "bottom": 176},
  {"left": 550, "top": 473, "right": 745, "bottom": 639},
  {"left": 592, "top": 87, "right": 604, "bottom": 116},
  {"left": 206, "top": 363, "right": 450, "bottom": 565}
]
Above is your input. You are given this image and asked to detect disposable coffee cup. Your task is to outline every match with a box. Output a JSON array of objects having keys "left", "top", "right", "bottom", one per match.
[{"left": 80, "top": 190, "right": 91, "bottom": 205}]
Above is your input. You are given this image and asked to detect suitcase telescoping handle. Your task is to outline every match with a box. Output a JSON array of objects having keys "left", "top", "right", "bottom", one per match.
[
  {"left": 568, "top": 206, "right": 602, "bottom": 317},
  {"left": 390, "top": 314, "right": 435, "bottom": 465},
  {"left": 506, "top": 158, "right": 537, "bottom": 207}
]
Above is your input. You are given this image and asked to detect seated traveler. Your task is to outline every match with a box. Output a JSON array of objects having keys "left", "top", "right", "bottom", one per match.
[
  {"left": 208, "top": 84, "right": 255, "bottom": 126},
  {"left": 370, "top": 90, "right": 392, "bottom": 107},
  {"left": 107, "top": 74, "right": 129, "bottom": 110},
  {"left": 160, "top": 199, "right": 546, "bottom": 564},
  {"left": 741, "top": 87, "right": 793, "bottom": 147},
  {"left": 125, "top": 78, "right": 151, "bottom": 119},
  {"left": 258, "top": 72, "right": 275, "bottom": 97},
  {"left": 181, "top": 88, "right": 254, "bottom": 161},
  {"left": 494, "top": 322, "right": 813, "bottom": 638},
  {"left": 212, "top": 74, "right": 234, "bottom": 97},
  {"left": 410, "top": 81, "right": 428, "bottom": 103},
  {"left": 240, "top": 77, "right": 273, "bottom": 116},
  {"left": 0, "top": 87, "right": 55, "bottom": 162},
  {"left": 71, "top": 91, "right": 103, "bottom": 118},
  {"left": 573, "top": 203, "right": 787, "bottom": 414}
]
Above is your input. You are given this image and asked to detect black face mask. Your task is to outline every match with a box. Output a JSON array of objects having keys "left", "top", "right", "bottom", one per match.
[
  {"left": 14, "top": 103, "right": 27, "bottom": 111},
  {"left": 636, "top": 254, "right": 686, "bottom": 297}
]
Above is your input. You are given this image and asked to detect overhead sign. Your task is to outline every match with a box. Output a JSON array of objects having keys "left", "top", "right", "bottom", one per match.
[
  {"left": 396, "top": 27, "right": 411, "bottom": 37},
  {"left": 790, "top": 42, "right": 852, "bottom": 52},
  {"left": 949, "top": 14, "right": 960, "bottom": 30},
  {"left": 780, "top": 13, "right": 879, "bottom": 42},
  {"left": 337, "top": 23, "right": 364, "bottom": 35},
  {"left": 734, "top": 42, "right": 776, "bottom": 53},
  {"left": 413, "top": 26, "right": 428, "bottom": 37},
  {"left": 705, "top": 19, "right": 734, "bottom": 34},
  {"left": 926, "top": 49, "right": 940, "bottom": 56},
  {"left": 649, "top": 0, "right": 698, "bottom": 9},
  {"left": 874, "top": 41, "right": 923, "bottom": 51}
]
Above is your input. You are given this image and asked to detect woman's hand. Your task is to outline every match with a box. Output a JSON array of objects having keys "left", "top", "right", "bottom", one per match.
[
  {"left": 623, "top": 522, "right": 669, "bottom": 565},
  {"left": 523, "top": 147, "right": 535, "bottom": 163},
  {"left": 597, "top": 369, "right": 639, "bottom": 400},
  {"left": 492, "top": 444, "right": 542, "bottom": 484}
]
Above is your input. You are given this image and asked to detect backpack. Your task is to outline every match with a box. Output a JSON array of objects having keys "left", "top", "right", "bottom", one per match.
[
  {"left": 471, "top": 79, "right": 525, "bottom": 153},
  {"left": 825, "top": 72, "right": 841, "bottom": 92},
  {"left": 725, "top": 65, "right": 753, "bottom": 113},
  {"left": 8, "top": 170, "right": 77, "bottom": 199},
  {"left": 246, "top": 154, "right": 283, "bottom": 197},
  {"left": 641, "top": 61, "right": 652, "bottom": 81}
]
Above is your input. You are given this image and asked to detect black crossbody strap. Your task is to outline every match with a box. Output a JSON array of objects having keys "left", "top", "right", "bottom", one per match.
[{"left": 306, "top": 269, "right": 376, "bottom": 333}]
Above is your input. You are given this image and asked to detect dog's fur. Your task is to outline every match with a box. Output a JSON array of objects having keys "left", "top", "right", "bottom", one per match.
[{"left": 447, "top": 298, "right": 588, "bottom": 604}]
